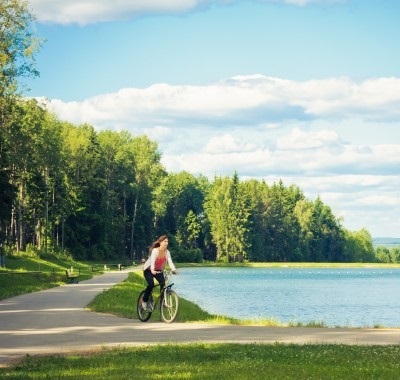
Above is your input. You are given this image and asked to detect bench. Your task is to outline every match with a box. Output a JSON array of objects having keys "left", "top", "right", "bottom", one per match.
[
  {"left": 103, "top": 263, "right": 124, "bottom": 271},
  {"left": 91, "top": 263, "right": 126, "bottom": 273},
  {"left": 65, "top": 268, "right": 79, "bottom": 284}
]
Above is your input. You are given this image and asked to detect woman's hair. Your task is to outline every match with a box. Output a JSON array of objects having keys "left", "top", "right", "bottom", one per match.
[{"left": 148, "top": 235, "right": 168, "bottom": 253}]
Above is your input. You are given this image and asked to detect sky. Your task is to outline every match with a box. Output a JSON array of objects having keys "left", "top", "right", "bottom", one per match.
[{"left": 24, "top": 0, "right": 400, "bottom": 238}]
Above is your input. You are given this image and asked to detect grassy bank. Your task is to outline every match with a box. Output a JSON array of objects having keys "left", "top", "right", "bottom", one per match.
[
  {"left": 2, "top": 344, "right": 400, "bottom": 379},
  {"left": 0, "top": 254, "right": 98, "bottom": 300}
]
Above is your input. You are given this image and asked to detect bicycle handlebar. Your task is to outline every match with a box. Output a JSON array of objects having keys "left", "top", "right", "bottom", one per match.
[{"left": 153, "top": 270, "right": 177, "bottom": 274}]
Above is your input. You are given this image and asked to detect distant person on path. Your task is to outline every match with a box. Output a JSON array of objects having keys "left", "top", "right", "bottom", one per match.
[{"left": 142, "top": 235, "right": 178, "bottom": 310}]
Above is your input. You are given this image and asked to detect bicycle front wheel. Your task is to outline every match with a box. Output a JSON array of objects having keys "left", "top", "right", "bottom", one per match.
[
  {"left": 137, "top": 290, "right": 152, "bottom": 322},
  {"left": 160, "top": 289, "right": 179, "bottom": 323}
]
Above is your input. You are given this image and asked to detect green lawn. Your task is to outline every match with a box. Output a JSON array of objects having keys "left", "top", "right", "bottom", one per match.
[
  {"left": 0, "top": 254, "right": 98, "bottom": 300},
  {"left": 1, "top": 344, "right": 399, "bottom": 379}
]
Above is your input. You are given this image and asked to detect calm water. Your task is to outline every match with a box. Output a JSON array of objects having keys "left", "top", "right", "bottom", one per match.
[{"left": 172, "top": 267, "right": 400, "bottom": 327}]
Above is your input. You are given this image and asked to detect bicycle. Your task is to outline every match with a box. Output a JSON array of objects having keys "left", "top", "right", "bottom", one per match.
[{"left": 137, "top": 270, "right": 179, "bottom": 323}]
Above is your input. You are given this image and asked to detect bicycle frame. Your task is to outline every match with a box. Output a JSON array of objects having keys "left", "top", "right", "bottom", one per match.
[{"left": 147, "top": 282, "right": 172, "bottom": 312}]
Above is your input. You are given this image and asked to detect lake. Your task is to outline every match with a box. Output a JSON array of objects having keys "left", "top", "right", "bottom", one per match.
[{"left": 173, "top": 267, "right": 400, "bottom": 327}]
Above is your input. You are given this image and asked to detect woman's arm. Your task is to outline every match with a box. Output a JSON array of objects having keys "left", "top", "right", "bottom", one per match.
[
  {"left": 143, "top": 249, "right": 157, "bottom": 271},
  {"left": 166, "top": 250, "right": 177, "bottom": 273}
]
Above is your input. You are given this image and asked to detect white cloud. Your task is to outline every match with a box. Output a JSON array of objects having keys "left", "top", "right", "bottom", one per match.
[
  {"left": 358, "top": 195, "right": 400, "bottom": 207},
  {"left": 29, "top": 0, "right": 206, "bottom": 25},
  {"left": 276, "top": 128, "right": 342, "bottom": 150},
  {"left": 279, "top": 0, "right": 341, "bottom": 5},
  {"left": 29, "top": 0, "right": 348, "bottom": 25},
  {"left": 204, "top": 134, "right": 258, "bottom": 153},
  {"left": 45, "top": 75, "right": 400, "bottom": 128},
  {"left": 143, "top": 126, "right": 171, "bottom": 142}
]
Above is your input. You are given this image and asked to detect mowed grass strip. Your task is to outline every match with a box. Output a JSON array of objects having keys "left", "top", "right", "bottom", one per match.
[
  {"left": 0, "top": 254, "right": 93, "bottom": 300},
  {"left": 2, "top": 344, "right": 400, "bottom": 379}
]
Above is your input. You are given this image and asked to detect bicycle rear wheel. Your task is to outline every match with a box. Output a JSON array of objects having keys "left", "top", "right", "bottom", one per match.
[
  {"left": 137, "top": 290, "right": 152, "bottom": 322},
  {"left": 160, "top": 289, "right": 179, "bottom": 323}
]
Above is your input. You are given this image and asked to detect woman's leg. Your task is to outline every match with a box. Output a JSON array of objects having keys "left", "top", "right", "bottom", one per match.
[
  {"left": 143, "top": 269, "right": 154, "bottom": 302},
  {"left": 154, "top": 271, "right": 165, "bottom": 291}
]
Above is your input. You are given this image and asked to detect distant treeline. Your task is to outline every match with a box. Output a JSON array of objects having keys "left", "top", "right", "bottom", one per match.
[{"left": 1, "top": 99, "right": 399, "bottom": 263}]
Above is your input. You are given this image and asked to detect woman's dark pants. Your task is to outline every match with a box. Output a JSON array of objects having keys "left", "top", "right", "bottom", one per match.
[{"left": 143, "top": 269, "right": 165, "bottom": 302}]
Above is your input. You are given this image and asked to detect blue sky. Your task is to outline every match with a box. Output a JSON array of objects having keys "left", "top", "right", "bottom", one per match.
[{"left": 26, "top": 0, "right": 400, "bottom": 238}]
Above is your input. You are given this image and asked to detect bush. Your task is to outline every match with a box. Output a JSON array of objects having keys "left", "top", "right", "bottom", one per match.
[
  {"left": 375, "top": 246, "right": 400, "bottom": 263},
  {"left": 173, "top": 247, "right": 203, "bottom": 263}
]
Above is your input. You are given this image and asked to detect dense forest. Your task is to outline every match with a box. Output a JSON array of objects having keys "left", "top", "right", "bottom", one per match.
[{"left": 1, "top": 0, "right": 399, "bottom": 264}]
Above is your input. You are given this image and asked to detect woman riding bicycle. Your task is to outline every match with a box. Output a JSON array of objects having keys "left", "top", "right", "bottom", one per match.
[{"left": 142, "top": 235, "right": 177, "bottom": 310}]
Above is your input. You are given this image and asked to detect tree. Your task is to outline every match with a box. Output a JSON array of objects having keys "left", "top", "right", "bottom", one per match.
[
  {"left": 0, "top": 0, "right": 41, "bottom": 98},
  {"left": 226, "top": 172, "right": 250, "bottom": 262},
  {"left": 6, "top": 99, "right": 51, "bottom": 251},
  {"left": 294, "top": 198, "right": 316, "bottom": 261},
  {"left": 307, "top": 197, "right": 345, "bottom": 262},
  {"left": 389, "top": 247, "right": 400, "bottom": 263},
  {"left": 153, "top": 171, "right": 205, "bottom": 249},
  {"left": 129, "top": 135, "right": 166, "bottom": 259},
  {"left": 61, "top": 123, "right": 106, "bottom": 259},
  {"left": 204, "top": 172, "right": 250, "bottom": 262},
  {"left": 264, "top": 181, "right": 303, "bottom": 261},
  {"left": 240, "top": 179, "right": 269, "bottom": 261},
  {"left": 375, "top": 246, "right": 390, "bottom": 263},
  {"left": 343, "top": 228, "right": 375, "bottom": 263},
  {"left": 0, "top": 131, "right": 16, "bottom": 245},
  {"left": 96, "top": 130, "right": 136, "bottom": 258},
  {"left": 1, "top": 0, "right": 42, "bottom": 248}
]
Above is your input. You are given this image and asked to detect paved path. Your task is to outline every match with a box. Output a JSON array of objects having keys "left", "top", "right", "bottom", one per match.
[{"left": 1, "top": 269, "right": 399, "bottom": 367}]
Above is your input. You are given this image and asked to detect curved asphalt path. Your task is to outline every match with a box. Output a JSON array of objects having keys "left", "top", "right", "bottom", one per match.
[{"left": 1, "top": 268, "right": 399, "bottom": 367}]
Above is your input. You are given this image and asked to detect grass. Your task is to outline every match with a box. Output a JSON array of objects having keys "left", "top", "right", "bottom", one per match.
[
  {"left": 0, "top": 253, "right": 95, "bottom": 300},
  {"left": 2, "top": 253, "right": 85, "bottom": 272},
  {"left": 1, "top": 344, "right": 400, "bottom": 379}
]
